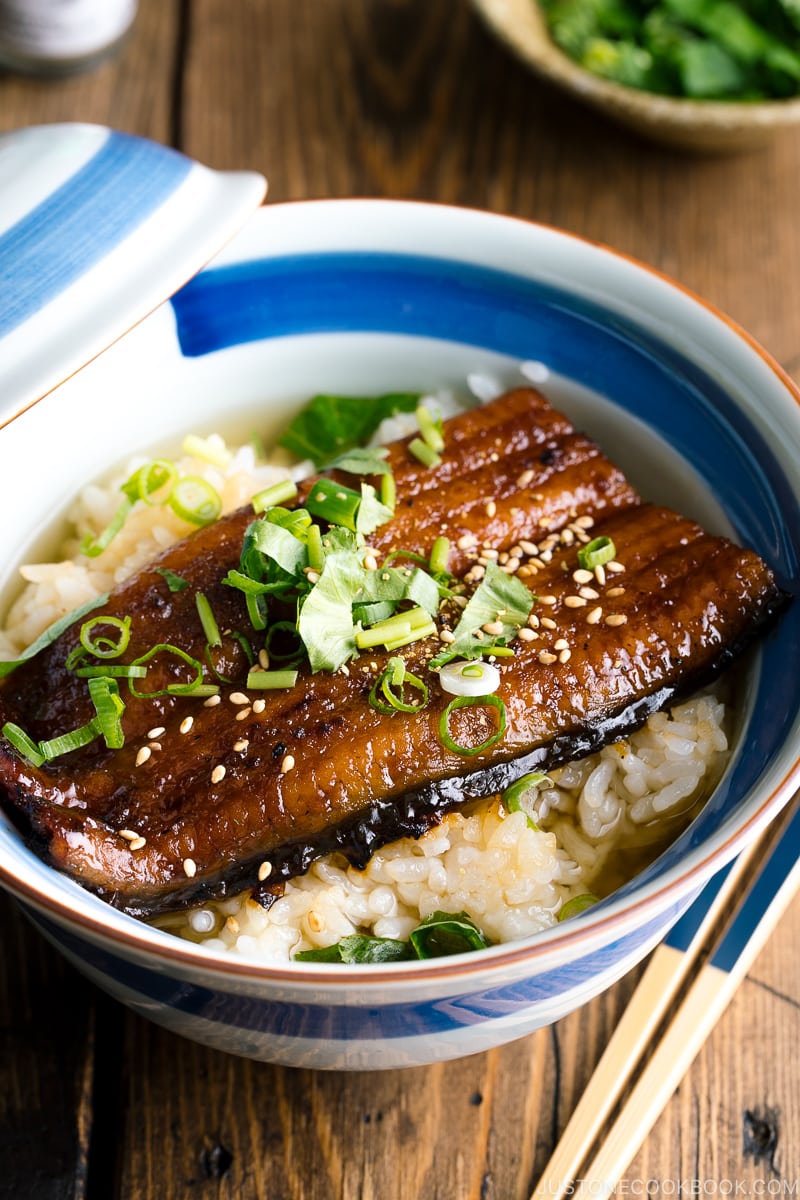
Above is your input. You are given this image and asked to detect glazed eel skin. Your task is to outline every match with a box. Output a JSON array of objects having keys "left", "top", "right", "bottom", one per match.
[{"left": 0, "top": 388, "right": 788, "bottom": 916}]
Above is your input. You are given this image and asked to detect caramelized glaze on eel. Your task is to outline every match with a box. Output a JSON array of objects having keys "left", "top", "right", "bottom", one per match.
[{"left": 0, "top": 389, "right": 787, "bottom": 915}]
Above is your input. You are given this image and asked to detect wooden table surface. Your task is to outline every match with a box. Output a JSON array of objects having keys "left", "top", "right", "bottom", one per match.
[{"left": 1, "top": 2, "right": 799, "bottom": 1197}]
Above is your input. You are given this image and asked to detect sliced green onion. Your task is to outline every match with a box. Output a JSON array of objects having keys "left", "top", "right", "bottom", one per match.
[
  {"left": 0, "top": 593, "right": 110, "bottom": 680},
  {"left": 409, "top": 911, "right": 488, "bottom": 958},
  {"left": 182, "top": 434, "right": 231, "bottom": 468},
  {"left": 74, "top": 664, "right": 147, "bottom": 679},
  {"left": 577, "top": 536, "right": 616, "bottom": 572},
  {"left": 502, "top": 772, "right": 553, "bottom": 830},
  {"left": 246, "top": 592, "right": 268, "bottom": 631},
  {"left": 88, "top": 676, "right": 126, "bottom": 749},
  {"left": 155, "top": 567, "right": 189, "bottom": 593},
  {"left": 408, "top": 437, "right": 441, "bottom": 469},
  {"left": 415, "top": 404, "right": 445, "bottom": 453},
  {"left": 439, "top": 694, "right": 507, "bottom": 757},
  {"left": 2, "top": 721, "right": 45, "bottom": 768},
  {"left": 383, "top": 619, "right": 437, "bottom": 650},
  {"left": 264, "top": 621, "right": 304, "bottom": 664},
  {"left": 195, "top": 593, "right": 221, "bottom": 648},
  {"left": 250, "top": 431, "right": 267, "bottom": 462},
  {"left": 79, "top": 615, "right": 131, "bottom": 660},
  {"left": 429, "top": 536, "right": 450, "bottom": 577},
  {"left": 80, "top": 497, "right": 134, "bottom": 558},
  {"left": 129, "top": 459, "right": 178, "bottom": 506},
  {"left": 252, "top": 478, "right": 298, "bottom": 513},
  {"left": 229, "top": 630, "right": 255, "bottom": 666},
  {"left": 439, "top": 659, "right": 500, "bottom": 697},
  {"left": 305, "top": 477, "right": 362, "bottom": 530},
  {"left": 381, "top": 549, "right": 430, "bottom": 569},
  {"left": 246, "top": 668, "right": 299, "bottom": 690},
  {"left": 128, "top": 644, "right": 204, "bottom": 697},
  {"left": 355, "top": 605, "right": 432, "bottom": 649},
  {"left": 179, "top": 683, "right": 220, "bottom": 698},
  {"left": 558, "top": 894, "right": 599, "bottom": 922},
  {"left": 369, "top": 657, "right": 429, "bottom": 715},
  {"left": 380, "top": 471, "right": 396, "bottom": 511},
  {"left": 39, "top": 722, "right": 99, "bottom": 761},
  {"left": 168, "top": 477, "right": 222, "bottom": 526},
  {"left": 306, "top": 522, "right": 325, "bottom": 572}
]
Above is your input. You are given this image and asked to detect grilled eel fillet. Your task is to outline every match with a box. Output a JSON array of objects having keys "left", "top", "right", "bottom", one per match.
[{"left": 0, "top": 388, "right": 787, "bottom": 916}]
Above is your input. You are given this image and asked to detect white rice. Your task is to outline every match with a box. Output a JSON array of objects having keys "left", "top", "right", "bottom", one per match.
[{"left": 0, "top": 430, "right": 730, "bottom": 964}]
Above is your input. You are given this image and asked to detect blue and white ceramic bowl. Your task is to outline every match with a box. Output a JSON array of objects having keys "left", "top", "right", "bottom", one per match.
[{"left": 1, "top": 198, "right": 799, "bottom": 1069}]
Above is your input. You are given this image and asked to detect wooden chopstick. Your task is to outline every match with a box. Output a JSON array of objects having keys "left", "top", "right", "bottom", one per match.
[{"left": 531, "top": 794, "right": 800, "bottom": 1200}]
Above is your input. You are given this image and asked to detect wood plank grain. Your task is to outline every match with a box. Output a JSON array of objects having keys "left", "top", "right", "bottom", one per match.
[
  {"left": 0, "top": 0, "right": 179, "bottom": 140},
  {"left": 182, "top": 0, "right": 800, "bottom": 371},
  {"left": 0, "top": 892, "right": 95, "bottom": 1200}
]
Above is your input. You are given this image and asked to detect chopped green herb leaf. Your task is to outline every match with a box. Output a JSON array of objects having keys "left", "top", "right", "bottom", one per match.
[
  {"left": 409, "top": 911, "right": 490, "bottom": 958},
  {"left": 278, "top": 393, "right": 420, "bottom": 467},
  {"left": 155, "top": 567, "right": 190, "bottom": 593},
  {"left": 430, "top": 561, "right": 533, "bottom": 669}
]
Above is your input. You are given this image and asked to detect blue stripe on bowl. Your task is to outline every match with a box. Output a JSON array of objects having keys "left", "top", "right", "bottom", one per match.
[
  {"left": 170, "top": 251, "right": 800, "bottom": 904},
  {"left": 0, "top": 131, "right": 192, "bottom": 339},
  {"left": 29, "top": 902, "right": 682, "bottom": 1041}
]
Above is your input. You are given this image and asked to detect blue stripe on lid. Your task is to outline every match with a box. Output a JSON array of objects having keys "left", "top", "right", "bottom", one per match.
[{"left": 0, "top": 131, "right": 192, "bottom": 339}]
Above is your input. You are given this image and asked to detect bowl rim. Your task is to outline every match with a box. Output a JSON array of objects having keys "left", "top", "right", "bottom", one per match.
[
  {"left": 469, "top": 0, "right": 800, "bottom": 140},
  {"left": 2, "top": 195, "right": 800, "bottom": 987}
]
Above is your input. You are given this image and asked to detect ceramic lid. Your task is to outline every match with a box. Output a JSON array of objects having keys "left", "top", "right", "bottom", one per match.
[{"left": 0, "top": 123, "right": 267, "bottom": 426}]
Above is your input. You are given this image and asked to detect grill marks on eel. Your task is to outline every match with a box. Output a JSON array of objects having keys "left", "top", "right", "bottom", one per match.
[{"left": 0, "top": 388, "right": 787, "bottom": 916}]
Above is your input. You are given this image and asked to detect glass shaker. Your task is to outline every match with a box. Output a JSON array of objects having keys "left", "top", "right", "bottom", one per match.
[{"left": 0, "top": 0, "right": 138, "bottom": 76}]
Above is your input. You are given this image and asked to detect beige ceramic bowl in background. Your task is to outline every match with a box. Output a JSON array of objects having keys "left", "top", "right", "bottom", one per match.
[{"left": 471, "top": 0, "right": 800, "bottom": 152}]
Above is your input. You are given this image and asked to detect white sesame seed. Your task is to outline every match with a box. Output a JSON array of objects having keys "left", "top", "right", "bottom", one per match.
[
  {"left": 540, "top": 616, "right": 557, "bottom": 630},
  {"left": 119, "top": 829, "right": 138, "bottom": 842},
  {"left": 564, "top": 595, "right": 587, "bottom": 608},
  {"left": 211, "top": 765, "right": 226, "bottom": 784},
  {"left": 594, "top": 564, "right": 607, "bottom": 586},
  {"left": 553, "top": 638, "right": 569, "bottom": 651},
  {"left": 203, "top": 694, "right": 221, "bottom": 707},
  {"left": 538, "top": 650, "right": 557, "bottom": 665},
  {"left": 148, "top": 741, "right": 162, "bottom": 753},
  {"left": 147, "top": 726, "right": 165, "bottom": 739},
  {"left": 183, "top": 858, "right": 197, "bottom": 878},
  {"left": 502, "top": 557, "right": 521, "bottom": 573},
  {"left": 258, "top": 648, "right": 270, "bottom": 669},
  {"left": 236, "top": 707, "right": 252, "bottom": 721},
  {"left": 529, "top": 556, "right": 546, "bottom": 569},
  {"left": 586, "top": 607, "right": 603, "bottom": 625},
  {"left": 229, "top": 692, "right": 250, "bottom": 706},
  {"left": 519, "top": 540, "right": 537, "bottom": 556},
  {"left": 306, "top": 570, "right": 320, "bottom": 584},
  {"left": 558, "top": 649, "right": 572, "bottom": 664},
  {"left": 439, "top": 629, "right": 456, "bottom": 643},
  {"left": 538, "top": 595, "right": 557, "bottom": 606},
  {"left": 485, "top": 500, "right": 497, "bottom": 518},
  {"left": 579, "top": 586, "right": 600, "bottom": 600},
  {"left": 607, "top": 586, "right": 626, "bottom": 597},
  {"left": 364, "top": 553, "right": 378, "bottom": 571},
  {"left": 517, "top": 627, "right": 536, "bottom": 641},
  {"left": 573, "top": 568, "right": 594, "bottom": 584},
  {"left": 234, "top": 739, "right": 249, "bottom": 752},
  {"left": 135, "top": 746, "right": 151, "bottom": 767},
  {"left": 517, "top": 468, "right": 534, "bottom": 487},
  {"left": 483, "top": 620, "right": 504, "bottom": 636},
  {"left": 180, "top": 716, "right": 194, "bottom": 734},
  {"left": 258, "top": 861, "right": 272, "bottom": 882},
  {"left": 574, "top": 515, "right": 595, "bottom": 529},
  {"left": 605, "top": 613, "right": 628, "bottom": 627},
  {"left": 560, "top": 528, "right": 575, "bottom": 544},
  {"left": 252, "top": 699, "right": 266, "bottom": 714},
  {"left": 538, "top": 516, "right": 552, "bottom": 529},
  {"left": 129, "top": 836, "right": 147, "bottom": 851},
  {"left": 607, "top": 560, "right": 626, "bottom": 574},
  {"left": 498, "top": 551, "right": 509, "bottom": 565},
  {"left": 280, "top": 754, "right": 295, "bottom": 774},
  {"left": 528, "top": 614, "right": 540, "bottom": 628},
  {"left": 481, "top": 547, "right": 499, "bottom": 559},
  {"left": 308, "top": 911, "right": 324, "bottom": 933},
  {"left": 457, "top": 533, "right": 478, "bottom": 550}
]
